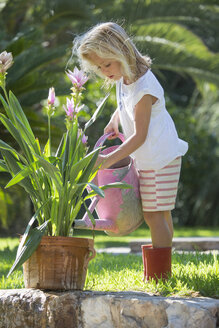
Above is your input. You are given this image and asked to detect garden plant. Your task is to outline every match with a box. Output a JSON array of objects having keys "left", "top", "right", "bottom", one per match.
[{"left": 0, "top": 51, "right": 130, "bottom": 281}]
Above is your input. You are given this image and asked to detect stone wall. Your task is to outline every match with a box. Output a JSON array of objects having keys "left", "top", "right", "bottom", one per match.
[{"left": 0, "top": 289, "right": 218, "bottom": 328}]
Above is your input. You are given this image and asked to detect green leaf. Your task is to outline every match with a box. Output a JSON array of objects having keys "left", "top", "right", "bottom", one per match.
[
  {"left": 87, "top": 182, "right": 105, "bottom": 198},
  {"left": 43, "top": 139, "right": 50, "bottom": 157},
  {"left": 84, "top": 182, "right": 133, "bottom": 200},
  {"left": 0, "top": 139, "right": 19, "bottom": 160},
  {"left": 69, "top": 147, "right": 100, "bottom": 185},
  {"left": 5, "top": 161, "right": 37, "bottom": 188},
  {"left": 67, "top": 199, "right": 83, "bottom": 233},
  {"left": 99, "top": 182, "right": 133, "bottom": 190},
  {"left": 0, "top": 114, "right": 33, "bottom": 162},
  {"left": 16, "top": 206, "right": 45, "bottom": 258},
  {"left": 7, "top": 220, "right": 49, "bottom": 277},
  {"left": 77, "top": 148, "right": 100, "bottom": 184},
  {"left": 83, "top": 200, "right": 96, "bottom": 227},
  {"left": 35, "top": 138, "right": 42, "bottom": 155},
  {"left": 1, "top": 150, "right": 37, "bottom": 198},
  {"left": 55, "top": 135, "right": 66, "bottom": 158},
  {"left": 34, "top": 155, "right": 62, "bottom": 191},
  {"left": 8, "top": 91, "right": 34, "bottom": 135},
  {"left": 74, "top": 150, "right": 99, "bottom": 199},
  {"left": 0, "top": 160, "right": 8, "bottom": 172},
  {"left": 0, "top": 139, "right": 28, "bottom": 165},
  {"left": 62, "top": 131, "right": 70, "bottom": 175},
  {"left": 84, "top": 93, "right": 109, "bottom": 131},
  {"left": 0, "top": 95, "right": 12, "bottom": 120},
  {"left": 1, "top": 151, "right": 24, "bottom": 178},
  {"left": 12, "top": 116, "right": 38, "bottom": 153},
  {"left": 50, "top": 197, "right": 59, "bottom": 235},
  {"left": 68, "top": 120, "right": 79, "bottom": 163},
  {"left": 0, "top": 113, "right": 21, "bottom": 141}
]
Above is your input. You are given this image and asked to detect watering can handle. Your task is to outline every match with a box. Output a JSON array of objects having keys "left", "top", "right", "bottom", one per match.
[{"left": 94, "top": 132, "right": 125, "bottom": 149}]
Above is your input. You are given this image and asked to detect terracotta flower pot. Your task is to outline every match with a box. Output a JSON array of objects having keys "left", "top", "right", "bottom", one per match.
[{"left": 23, "top": 236, "right": 96, "bottom": 290}]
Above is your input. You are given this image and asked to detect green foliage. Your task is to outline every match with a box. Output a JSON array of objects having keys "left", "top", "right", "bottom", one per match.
[
  {"left": 7, "top": 219, "right": 49, "bottom": 277},
  {"left": 169, "top": 85, "right": 219, "bottom": 226},
  {"left": 133, "top": 23, "right": 219, "bottom": 86}
]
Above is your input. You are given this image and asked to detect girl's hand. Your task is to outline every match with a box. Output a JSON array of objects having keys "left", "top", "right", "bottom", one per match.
[
  {"left": 104, "top": 120, "right": 119, "bottom": 140},
  {"left": 104, "top": 108, "right": 120, "bottom": 140}
]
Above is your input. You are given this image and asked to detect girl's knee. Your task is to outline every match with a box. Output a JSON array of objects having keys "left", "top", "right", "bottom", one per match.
[
  {"left": 143, "top": 211, "right": 164, "bottom": 227},
  {"left": 144, "top": 211, "right": 163, "bottom": 220}
]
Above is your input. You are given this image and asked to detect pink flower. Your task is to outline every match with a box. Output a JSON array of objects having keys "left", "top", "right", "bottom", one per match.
[
  {"left": 63, "top": 97, "right": 84, "bottom": 119},
  {"left": 77, "top": 131, "right": 88, "bottom": 144},
  {"left": 48, "top": 87, "right": 55, "bottom": 105},
  {"left": 66, "top": 67, "right": 88, "bottom": 89},
  {"left": 82, "top": 134, "right": 88, "bottom": 144}
]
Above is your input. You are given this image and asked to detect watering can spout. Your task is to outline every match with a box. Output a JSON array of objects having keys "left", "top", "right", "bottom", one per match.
[
  {"left": 74, "top": 197, "right": 118, "bottom": 233},
  {"left": 74, "top": 217, "right": 117, "bottom": 233}
]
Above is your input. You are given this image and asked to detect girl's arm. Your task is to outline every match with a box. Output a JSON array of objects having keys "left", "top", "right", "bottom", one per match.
[
  {"left": 104, "top": 108, "right": 120, "bottom": 139},
  {"left": 98, "top": 94, "right": 152, "bottom": 169}
]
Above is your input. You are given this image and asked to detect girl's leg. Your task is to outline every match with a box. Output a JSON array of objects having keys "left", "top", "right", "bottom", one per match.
[
  {"left": 164, "top": 210, "right": 174, "bottom": 240},
  {"left": 143, "top": 211, "right": 172, "bottom": 248}
]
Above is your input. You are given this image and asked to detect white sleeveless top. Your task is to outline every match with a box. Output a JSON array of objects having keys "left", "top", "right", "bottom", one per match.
[{"left": 116, "top": 70, "right": 188, "bottom": 170}]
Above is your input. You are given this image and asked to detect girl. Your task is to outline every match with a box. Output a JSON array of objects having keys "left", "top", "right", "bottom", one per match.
[{"left": 75, "top": 22, "right": 188, "bottom": 281}]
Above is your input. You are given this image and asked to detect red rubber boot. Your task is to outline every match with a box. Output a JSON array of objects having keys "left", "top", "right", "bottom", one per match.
[
  {"left": 141, "top": 245, "right": 171, "bottom": 282},
  {"left": 141, "top": 244, "right": 153, "bottom": 282}
]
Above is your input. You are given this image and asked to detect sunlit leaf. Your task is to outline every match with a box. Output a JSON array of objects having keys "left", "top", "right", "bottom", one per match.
[
  {"left": 7, "top": 220, "right": 49, "bottom": 277},
  {"left": 83, "top": 200, "right": 96, "bottom": 227}
]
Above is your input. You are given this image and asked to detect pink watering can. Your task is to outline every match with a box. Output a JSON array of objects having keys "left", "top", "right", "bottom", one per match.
[{"left": 74, "top": 133, "right": 144, "bottom": 236}]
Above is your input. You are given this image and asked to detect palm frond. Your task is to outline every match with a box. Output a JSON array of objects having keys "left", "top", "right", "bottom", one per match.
[{"left": 133, "top": 23, "right": 219, "bottom": 85}]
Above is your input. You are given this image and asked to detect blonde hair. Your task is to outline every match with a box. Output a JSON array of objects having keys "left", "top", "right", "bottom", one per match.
[{"left": 74, "top": 22, "right": 152, "bottom": 84}]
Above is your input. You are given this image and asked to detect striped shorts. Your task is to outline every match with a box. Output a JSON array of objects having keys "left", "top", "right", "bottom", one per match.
[{"left": 139, "top": 157, "right": 182, "bottom": 212}]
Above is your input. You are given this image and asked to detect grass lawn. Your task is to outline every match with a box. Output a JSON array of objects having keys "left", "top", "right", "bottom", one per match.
[
  {"left": 0, "top": 225, "right": 218, "bottom": 298},
  {"left": 84, "top": 252, "right": 218, "bottom": 298}
]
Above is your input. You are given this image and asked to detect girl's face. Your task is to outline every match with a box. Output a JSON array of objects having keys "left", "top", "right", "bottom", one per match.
[{"left": 88, "top": 52, "right": 123, "bottom": 81}]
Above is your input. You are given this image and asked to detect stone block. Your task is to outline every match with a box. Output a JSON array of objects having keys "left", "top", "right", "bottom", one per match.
[{"left": 0, "top": 290, "right": 218, "bottom": 328}]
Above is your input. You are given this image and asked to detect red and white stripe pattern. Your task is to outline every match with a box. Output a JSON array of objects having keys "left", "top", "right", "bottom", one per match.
[{"left": 139, "top": 157, "right": 181, "bottom": 212}]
